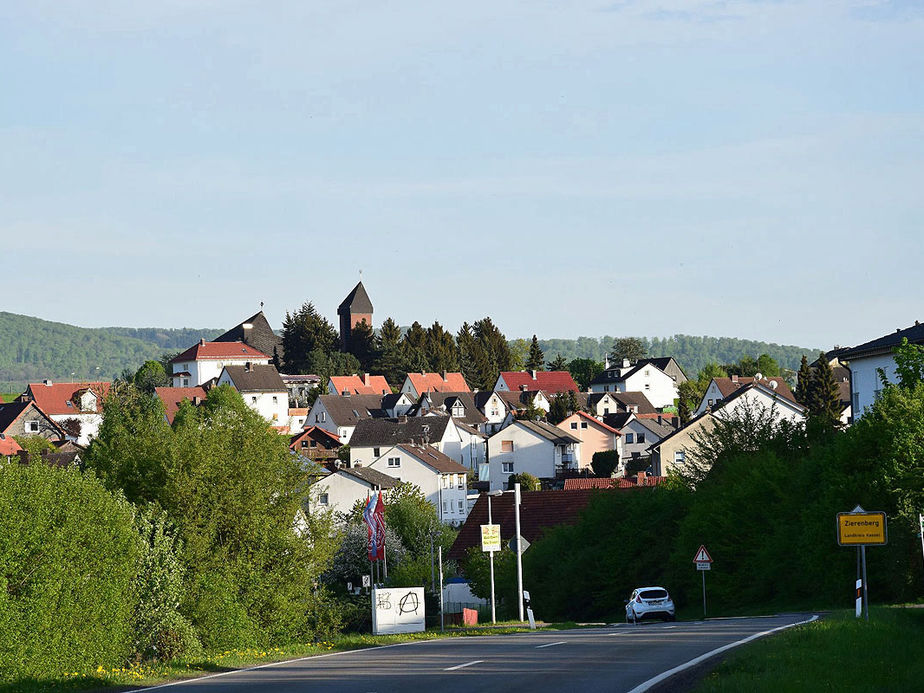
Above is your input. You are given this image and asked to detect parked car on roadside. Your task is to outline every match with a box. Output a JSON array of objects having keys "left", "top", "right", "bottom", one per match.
[{"left": 625, "top": 586, "right": 675, "bottom": 623}]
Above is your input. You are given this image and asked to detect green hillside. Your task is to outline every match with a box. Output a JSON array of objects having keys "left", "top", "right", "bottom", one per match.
[
  {"left": 536, "top": 334, "right": 821, "bottom": 376},
  {"left": 0, "top": 312, "right": 219, "bottom": 392}
]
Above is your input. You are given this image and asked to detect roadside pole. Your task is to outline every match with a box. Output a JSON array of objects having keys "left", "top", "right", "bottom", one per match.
[
  {"left": 514, "top": 483, "right": 524, "bottom": 623},
  {"left": 861, "top": 544, "right": 869, "bottom": 623},
  {"left": 438, "top": 545, "right": 445, "bottom": 632},
  {"left": 488, "top": 494, "right": 496, "bottom": 624},
  {"left": 837, "top": 506, "right": 887, "bottom": 622},
  {"left": 919, "top": 513, "right": 924, "bottom": 576},
  {"left": 702, "top": 570, "right": 707, "bottom": 619}
]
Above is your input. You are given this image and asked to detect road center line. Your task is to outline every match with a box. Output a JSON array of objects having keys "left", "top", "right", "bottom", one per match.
[
  {"left": 536, "top": 641, "right": 567, "bottom": 649},
  {"left": 444, "top": 660, "right": 484, "bottom": 671}
]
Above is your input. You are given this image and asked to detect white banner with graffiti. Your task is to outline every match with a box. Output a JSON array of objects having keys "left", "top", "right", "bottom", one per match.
[{"left": 371, "top": 587, "right": 426, "bottom": 635}]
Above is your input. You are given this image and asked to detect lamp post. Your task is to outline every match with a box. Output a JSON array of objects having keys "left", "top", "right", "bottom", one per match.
[{"left": 514, "top": 482, "right": 524, "bottom": 623}]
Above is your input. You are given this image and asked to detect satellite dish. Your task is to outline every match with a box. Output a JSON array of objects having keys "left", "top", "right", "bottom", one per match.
[
  {"left": 755, "top": 372, "right": 763, "bottom": 380},
  {"left": 769, "top": 380, "right": 778, "bottom": 389}
]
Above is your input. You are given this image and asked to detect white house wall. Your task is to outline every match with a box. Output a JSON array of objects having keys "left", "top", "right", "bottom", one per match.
[
  {"left": 367, "top": 447, "right": 469, "bottom": 524},
  {"left": 849, "top": 354, "right": 895, "bottom": 420}
]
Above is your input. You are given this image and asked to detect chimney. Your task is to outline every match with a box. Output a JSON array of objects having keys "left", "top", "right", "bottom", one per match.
[
  {"left": 442, "top": 370, "right": 449, "bottom": 382},
  {"left": 731, "top": 374, "right": 738, "bottom": 383},
  {"left": 622, "top": 358, "right": 631, "bottom": 368},
  {"left": 192, "top": 396, "right": 202, "bottom": 406},
  {"left": 398, "top": 415, "right": 408, "bottom": 423},
  {"left": 671, "top": 416, "right": 679, "bottom": 428},
  {"left": 342, "top": 390, "right": 351, "bottom": 397},
  {"left": 363, "top": 373, "right": 372, "bottom": 387},
  {"left": 245, "top": 362, "right": 252, "bottom": 372},
  {"left": 200, "top": 338, "right": 206, "bottom": 346},
  {"left": 43, "top": 379, "right": 53, "bottom": 386},
  {"left": 657, "top": 415, "right": 662, "bottom": 425},
  {"left": 520, "top": 384, "right": 528, "bottom": 392},
  {"left": 530, "top": 370, "right": 538, "bottom": 380}
]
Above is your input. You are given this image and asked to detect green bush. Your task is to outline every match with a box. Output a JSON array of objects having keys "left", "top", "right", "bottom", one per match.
[{"left": 0, "top": 464, "right": 140, "bottom": 680}]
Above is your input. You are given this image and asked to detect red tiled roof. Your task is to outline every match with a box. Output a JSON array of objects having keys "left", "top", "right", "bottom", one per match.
[
  {"left": 170, "top": 341, "right": 269, "bottom": 363},
  {"left": 155, "top": 386, "right": 208, "bottom": 424},
  {"left": 24, "top": 382, "right": 111, "bottom": 415},
  {"left": 406, "top": 372, "right": 471, "bottom": 394},
  {"left": 290, "top": 426, "right": 342, "bottom": 450},
  {"left": 498, "top": 371, "right": 579, "bottom": 394},
  {"left": 563, "top": 477, "right": 635, "bottom": 490},
  {"left": 0, "top": 435, "right": 21, "bottom": 456},
  {"left": 329, "top": 374, "right": 392, "bottom": 396},
  {"left": 449, "top": 489, "right": 599, "bottom": 561},
  {"left": 713, "top": 377, "right": 796, "bottom": 403}
]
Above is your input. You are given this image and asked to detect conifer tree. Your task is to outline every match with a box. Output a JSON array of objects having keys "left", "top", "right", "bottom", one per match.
[
  {"left": 426, "top": 321, "right": 460, "bottom": 373},
  {"left": 808, "top": 353, "right": 841, "bottom": 425},
  {"left": 547, "top": 353, "right": 568, "bottom": 372},
  {"left": 526, "top": 336, "right": 545, "bottom": 372},
  {"left": 795, "top": 355, "right": 812, "bottom": 405},
  {"left": 347, "top": 319, "right": 378, "bottom": 372},
  {"left": 373, "top": 317, "right": 406, "bottom": 384}
]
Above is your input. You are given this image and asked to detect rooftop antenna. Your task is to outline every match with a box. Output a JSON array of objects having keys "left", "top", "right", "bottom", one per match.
[{"left": 260, "top": 301, "right": 264, "bottom": 310}]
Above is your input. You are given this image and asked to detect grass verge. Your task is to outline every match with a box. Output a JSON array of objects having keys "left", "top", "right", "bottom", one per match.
[
  {"left": 0, "top": 624, "right": 558, "bottom": 693},
  {"left": 696, "top": 607, "right": 924, "bottom": 692}
]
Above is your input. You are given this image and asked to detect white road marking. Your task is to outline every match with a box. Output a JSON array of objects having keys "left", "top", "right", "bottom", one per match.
[
  {"left": 535, "top": 641, "right": 567, "bottom": 649},
  {"left": 626, "top": 615, "right": 819, "bottom": 693},
  {"left": 444, "top": 660, "right": 484, "bottom": 671},
  {"left": 663, "top": 625, "right": 677, "bottom": 629}
]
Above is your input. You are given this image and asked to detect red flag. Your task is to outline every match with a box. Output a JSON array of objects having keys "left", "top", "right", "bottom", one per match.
[{"left": 373, "top": 491, "right": 386, "bottom": 560}]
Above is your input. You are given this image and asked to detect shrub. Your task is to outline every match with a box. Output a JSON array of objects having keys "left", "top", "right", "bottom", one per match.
[{"left": 0, "top": 464, "right": 140, "bottom": 680}]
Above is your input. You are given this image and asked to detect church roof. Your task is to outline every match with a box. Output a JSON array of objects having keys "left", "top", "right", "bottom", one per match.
[{"left": 338, "top": 282, "right": 373, "bottom": 315}]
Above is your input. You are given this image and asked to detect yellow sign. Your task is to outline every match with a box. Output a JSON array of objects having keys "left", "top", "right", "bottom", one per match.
[
  {"left": 481, "top": 524, "right": 501, "bottom": 552},
  {"left": 837, "top": 512, "right": 887, "bottom": 546}
]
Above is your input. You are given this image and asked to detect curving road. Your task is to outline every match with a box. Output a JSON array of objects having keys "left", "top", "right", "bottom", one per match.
[{"left": 139, "top": 614, "right": 817, "bottom": 693}]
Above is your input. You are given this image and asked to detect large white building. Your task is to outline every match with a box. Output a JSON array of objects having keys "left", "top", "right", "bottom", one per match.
[
  {"left": 170, "top": 339, "right": 270, "bottom": 387},
  {"left": 216, "top": 364, "right": 288, "bottom": 427},
  {"left": 841, "top": 323, "right": 924, "bottom": 420},
  {"left": 588, "top": 359, "right": 682, "bottom": 410}
]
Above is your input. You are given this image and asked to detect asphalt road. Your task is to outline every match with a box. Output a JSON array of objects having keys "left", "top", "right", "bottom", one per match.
[{"left": 141, "top": 614, "right": 817, "bottom": 693}]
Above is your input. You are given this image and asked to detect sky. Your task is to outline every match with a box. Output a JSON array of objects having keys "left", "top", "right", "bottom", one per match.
[{"left": 2, "top": 0, "right": 922, "bottom": 350}]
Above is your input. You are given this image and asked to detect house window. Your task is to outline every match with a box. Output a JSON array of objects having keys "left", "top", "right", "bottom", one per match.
[
  {"left": 603, "top": 407, "right": 609, "bottom": 414},
  {"left": 457, "top": 499, "right": 464, "bottom": 512},
  {"left": 625, "top": 432, "right": 634, "bottom": 444},
  {"left": 674, "top": 450, "right": 685, "bottom": 464},
  {"left": 637, "top": 433, "right": 645, "bottom": 444},
  {"left": 501, "top": 440, "right": 513, "bottom": 453},
  {"left": 183, "top": 378, "right": 189, "bottom": 387},
  {"left": 457, "top": 477, "right": 464, "bottom": 489},
  {"left": 644, "top": 383, "right": 650, "bottom": 390},
  {"left": 442, "top": 501, "right": 448, "bottom": 513},
  {"left": 604, "top": 385, "right": 610, "bottom": 392},
  {"left": 707, "top": 399, "right": 714, "bottom": 407},
  {"left": 387, "top": 457, "right": 401, "bottom": 468},
  {"left": 502, "top": 462, "right": 514, "bottom": 474},
  {"left": 26, "top": 420, "right": 39, "bottom": 433},
  {"left": 251, "top": 397, "right": 257, "bottom": 404},
  {"left": 320, "top": 412, "right": 326, "bottom": 422},
  {"left": 301, "top": 440, "right": 309, "bottom": 448},
  {"left": 570, "top": 422, "right": 578, "bottom": 430},
  {"left": 373, "top": 447, "right": 381, "bottom": 457},
  {"left": 580, "top": 422, "right": 588, "bottom": 429},
  {"left": 272, "top": 396, "right": 278, "bottom": 404},
  {"left": 310, "top": 439, "right": 317, "bottom": 448},
  {"left": 319, "top": 493, "right": 329, "bottom": 506}
]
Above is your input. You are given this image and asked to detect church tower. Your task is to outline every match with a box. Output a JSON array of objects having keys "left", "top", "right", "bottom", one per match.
[{"left": 337, "top": 281, "right": 373, "bottom": 351}]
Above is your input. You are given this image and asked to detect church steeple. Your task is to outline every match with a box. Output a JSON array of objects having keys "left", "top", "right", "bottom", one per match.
[{"left": 337, "top": 281, "right": 373, "bottom": 351}]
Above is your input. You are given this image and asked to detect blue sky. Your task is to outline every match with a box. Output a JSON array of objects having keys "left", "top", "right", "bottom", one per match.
[{"left": 2, "top": 1, "right": 922, "bottom": 350}]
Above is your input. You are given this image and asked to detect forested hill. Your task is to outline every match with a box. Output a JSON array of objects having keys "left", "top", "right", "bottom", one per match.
[
  {"left": 536, "top": 335, "right": 821, "bottom": 376},
  {"left": 0, "top": 312, "right": 219, "bottom": 390}
]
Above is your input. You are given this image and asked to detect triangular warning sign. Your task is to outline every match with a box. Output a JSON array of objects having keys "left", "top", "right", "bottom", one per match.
[{"left": 693, "top": 545, "right": 713, "bottom": 563}]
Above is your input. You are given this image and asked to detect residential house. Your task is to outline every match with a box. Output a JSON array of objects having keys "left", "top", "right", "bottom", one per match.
[
  {"left": 608, "top": 391, "right": 658, "bottom": 415},
  {"left": 367, "top": 444, "right": 469, "bottom": 525},
  {"left": 454, "top": 421, "right": 487, "bottom": 471},
  {"left": 305, "top": 394, "right": 388, "bottom": 443},
  {"left": 214, "top": 310, "right": 284, "bottom": 366},
  {"left": 556, "top": 411, "right": 621, "bottom": 471},
  {"left": 169, "top": 339, "right": 270, "bottom": 387},
  {"left": 588, "top": 359, "right": 680, "bottom": 409},
  {"left": 290, "top": 426, "right": 343, "bottom": 463},
  {"left": 694, "top": 375, "right": 797, "bottom": 417},
  {"left": 308, "top": 465, "right": 398, "bottom": 517},
  {"left": 493, "top": 370, "right": 579, "bottom": 395},
  {"left": 495, "top": 390, "right": 551, "bottom": 415},
  {"left": 0, "top": 401, "right": 65, "bottom": 441},
  {"left": 288, "top": 408, "right": 308, "bottom": 433},
  {"left": 217, "top": 364, "right": 288, "bottom": 426},
  {"left": 650, "top": 381, "right": 807, "bottom": 476},
  {"left": 18, "top": 380, "right": 110, "bottom": 445},
  {"left": 155, "top": 386, "right": 209, "bottom": 424},
  {"left": 327, "top": 374, "right": 392, "bottom": 396},
  {"left": 381, "top": 392, "right": 415, "bottom": 417},
  {"left": 580, "top": 392, "right": 622, "bottom": 418},
  {"left": 401, "top": 372, "right": 471, "bottom": 399},
  {"left": 349, "top": 416, "right": 464, "bottom": 467},
  {"left": 485, "top": 420, "right": 581, "bottom": 492},
  {"left": 280, "top": 373, "right": 321, "bottom": 407},
  {"left": 447, "top": 488, "right": 602, "bottom": 561},
  {"left": 473, "top": 391, "right": 514, "bottom": 435},
  {"left": 840, "top": 322, "right": 924, "bottom": 420},
  {"left": 410, "top": 391, "right": 487, "bottom": 429},
  {"left": 611, "top": 415, "right": 677, "bottom": 474},
  {"left": 0, "top": 433, "right": 22, "bottom": 460}
]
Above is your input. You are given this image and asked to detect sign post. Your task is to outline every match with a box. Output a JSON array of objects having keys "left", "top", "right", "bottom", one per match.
[
  {"left": 693, "top": 545, "right": 713, "bottom": 619},
  {"left": 482, "top": 495, "right": 502, "bottom": 624},
  {"left": 837, "top": 506, "right": 888, "bottom": 622}
]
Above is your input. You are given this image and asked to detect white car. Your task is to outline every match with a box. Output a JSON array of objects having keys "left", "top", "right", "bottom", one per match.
[{"left": 625, "top": 586, "right": 675, "bottom": 623}]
